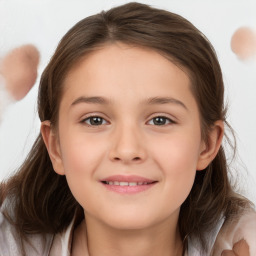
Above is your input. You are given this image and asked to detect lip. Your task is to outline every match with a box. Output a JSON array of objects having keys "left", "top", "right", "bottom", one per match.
[
  {"left": 100, "top": 175, "right": 158, "bottom": 194},
  {"left": 101, "top": 175, "right": 156, "bottom": 183}
]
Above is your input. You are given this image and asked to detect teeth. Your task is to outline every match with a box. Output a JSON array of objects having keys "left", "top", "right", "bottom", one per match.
[
  {"left": 119, "top": 182, "right": 129, "bottom": 186},
  {"left": 105, "top": 181, "right": 152, "bottom": 186}
]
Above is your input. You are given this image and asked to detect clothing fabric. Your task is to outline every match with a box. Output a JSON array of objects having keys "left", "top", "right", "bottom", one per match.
[{"left": 0, "top": 200, "right": 256, "bottom": 255}]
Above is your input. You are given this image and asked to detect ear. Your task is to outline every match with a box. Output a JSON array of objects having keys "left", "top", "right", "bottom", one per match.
[
  {"left": 197, "top": 120, "right": 224, "bottom": 171},
  {"left": 41, "top": 121, "right": 65, "bottom": 175}
]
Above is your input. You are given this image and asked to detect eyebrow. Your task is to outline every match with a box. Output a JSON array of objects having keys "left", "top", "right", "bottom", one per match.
[
  {"left": 71, "top": 96, "right": 109, "bottom": 106},
  {"left": 146, "top": 97, "right": 187, "bottom": 110},
  {"left": 71, "top": 96, "right": 188, "bottom": 110}
]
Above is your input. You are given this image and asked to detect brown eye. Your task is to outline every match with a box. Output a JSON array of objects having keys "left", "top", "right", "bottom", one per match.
[
  {"left": 83, "top": 116, "right": 107, "bottom": 126},
  {"left": 148, "top": 116, "right": 174, "bottom": 126}
]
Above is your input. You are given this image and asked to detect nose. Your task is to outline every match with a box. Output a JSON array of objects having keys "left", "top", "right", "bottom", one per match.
[{"left": 108, "top": 122, "right": 147, "bottom": 164}]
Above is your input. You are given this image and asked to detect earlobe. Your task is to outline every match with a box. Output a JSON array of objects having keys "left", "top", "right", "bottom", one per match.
[
  {"left": 196, "top": 120, "right": 224, "bottom": 171},
  {"left": 40, "top": 121, "right": 65, "bottom": 175}
]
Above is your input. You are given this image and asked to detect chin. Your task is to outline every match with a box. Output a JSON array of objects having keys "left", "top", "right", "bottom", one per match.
[{"left": 99, "top": 210, "right": 159, "bottom": 231}]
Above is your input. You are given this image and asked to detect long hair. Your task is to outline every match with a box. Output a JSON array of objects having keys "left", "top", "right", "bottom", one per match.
[{"left": 1, "top": 2, "right": 253, "bottom": 253}]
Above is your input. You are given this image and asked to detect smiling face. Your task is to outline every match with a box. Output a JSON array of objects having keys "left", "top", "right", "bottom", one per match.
[{"left": 42, "top": 43, "right": 220, "bottom": 231}]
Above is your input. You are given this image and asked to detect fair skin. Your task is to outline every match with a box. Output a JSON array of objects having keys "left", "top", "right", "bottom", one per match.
[
  {"left": 221, "top": 240, "right": 250, "bottom": 256},
  {"left": 41, "top": 43, "right": 224, "bottom": 256}
]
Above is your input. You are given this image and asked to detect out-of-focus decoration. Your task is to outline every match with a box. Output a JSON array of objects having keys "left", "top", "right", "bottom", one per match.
[
  {"left": 231, "top": 27, "right": 256, "bottom": 60},
  {"left": 0, "top": 44, "right": 40, "bottom": 121},
  {"left": 0, "top": 45, "right": 40, "bottom": 100}
]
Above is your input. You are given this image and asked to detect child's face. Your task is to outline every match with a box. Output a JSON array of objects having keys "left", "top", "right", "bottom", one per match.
[{"left": 46, "top": 43, "right": 212, "bottom": 230}]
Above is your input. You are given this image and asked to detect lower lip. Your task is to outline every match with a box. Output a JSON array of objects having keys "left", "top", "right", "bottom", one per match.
[{"left": 101, "top": 182, "right": 157, "bottom": 194}]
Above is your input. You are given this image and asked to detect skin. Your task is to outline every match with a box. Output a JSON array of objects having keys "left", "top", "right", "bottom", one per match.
[
  {"left": 221, "top": 239, "right": 250, "bottom": 256},
  {"left": 41, "top": 43, "right": 224, "bottom": 256}
]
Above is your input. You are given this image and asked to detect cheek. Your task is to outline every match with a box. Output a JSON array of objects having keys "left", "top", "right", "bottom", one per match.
[
  {"left": 151, "top": 132, "right": 201, "bottom": 197},
  {"left": 153, "top": 131, "right": 201, "bottom": 169},
  {"left": 59, "top": 135, "right": 108, "bottom": 213},
  {"left": 59, "top": 132, "right": 106, "bottom": 197},
  {"left": 60, "top": 131, "right": 105, "bottom": 172}
]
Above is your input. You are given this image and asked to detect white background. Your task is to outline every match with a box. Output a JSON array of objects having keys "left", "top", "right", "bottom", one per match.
[{"left": 0, "top": 0, "right": 256, "bottom": 204}]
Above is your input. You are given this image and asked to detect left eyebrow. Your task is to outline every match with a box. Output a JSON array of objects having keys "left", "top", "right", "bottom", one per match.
[{"left": 145, "top": 97, "right": 188, "bottom": 110}]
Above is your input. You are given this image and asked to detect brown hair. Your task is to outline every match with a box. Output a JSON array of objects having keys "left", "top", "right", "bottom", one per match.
[{"left": 1, "top": 2, "right": 253, "bottom": 253}]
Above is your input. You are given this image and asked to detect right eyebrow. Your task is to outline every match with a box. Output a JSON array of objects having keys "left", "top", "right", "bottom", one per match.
[{"left": 71, "top": 96, "right": 110, "bottom": 107}]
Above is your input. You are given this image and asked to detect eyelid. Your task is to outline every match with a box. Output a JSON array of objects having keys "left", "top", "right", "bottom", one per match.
[
  {"left": 146, "top": 113, "right": 177, "bottom": 124},
  {"left": 79, "top": 113, "right": 177, "bottom": 126},
  {"left": 80, "top": 113, "right": 109, "bottom": 127}
]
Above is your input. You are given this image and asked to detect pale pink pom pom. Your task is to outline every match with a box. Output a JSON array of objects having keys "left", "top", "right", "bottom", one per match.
[
  {"left": 0, "top": 44, "right": 40, "bottom": 101},
  {"left": 231, "top": 27, "right": 256, "bottom": 60}
]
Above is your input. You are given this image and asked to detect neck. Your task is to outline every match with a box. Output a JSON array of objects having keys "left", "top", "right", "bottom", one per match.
[{"left": 72, "top": 214, "right": 183, "bottom": 256}]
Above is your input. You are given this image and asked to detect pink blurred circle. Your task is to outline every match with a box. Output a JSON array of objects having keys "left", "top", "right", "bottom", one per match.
[
  {"left": 0, "top": 44, "right": 40, "bottom": 101},
  {"left": 231, "top": 27, "right": 256, "bottom": 60}
]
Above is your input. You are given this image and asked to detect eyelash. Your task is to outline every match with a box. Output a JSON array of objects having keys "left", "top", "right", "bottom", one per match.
[
  {"left": 81, "top": 115, "right": 108, "bottom": 126},
  {"left": 81, "top": 115, "right": 175, "bottom": 127},
  {"left": 148, "top": 116, "right": 175, "bottom": 126}
]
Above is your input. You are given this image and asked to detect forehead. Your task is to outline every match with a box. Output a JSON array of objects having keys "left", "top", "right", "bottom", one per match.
[{"left": 61, "top": 43, "right": 196, "bottom": 110}]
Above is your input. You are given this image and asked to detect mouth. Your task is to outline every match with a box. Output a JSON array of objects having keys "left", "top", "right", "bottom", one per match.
[
  {"left": 101, "top": 181, "right": 157, "bottom": 186},
  {"left": 100, "top": 175, "right": 158, "bottom": 194}
]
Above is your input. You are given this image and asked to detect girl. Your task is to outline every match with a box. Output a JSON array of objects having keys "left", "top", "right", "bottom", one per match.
[{"left": 0, "top": 2, "right": 255, "bottom": 256}]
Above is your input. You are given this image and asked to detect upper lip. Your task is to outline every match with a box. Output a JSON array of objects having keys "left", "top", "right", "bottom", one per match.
[{"left": 101, "top": 175, "right": 156, "bottom": 183}]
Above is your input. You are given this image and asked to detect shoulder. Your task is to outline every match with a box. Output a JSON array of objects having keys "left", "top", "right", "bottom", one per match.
[
  {"left": 212, "top": 209, "right": 256, "bottom": 255},
  {"left": 0, "top": 203, "right": 21, "bottom": 255},
  {"left": 0, "top": 200, "right": 53, "bottom": 256}
]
